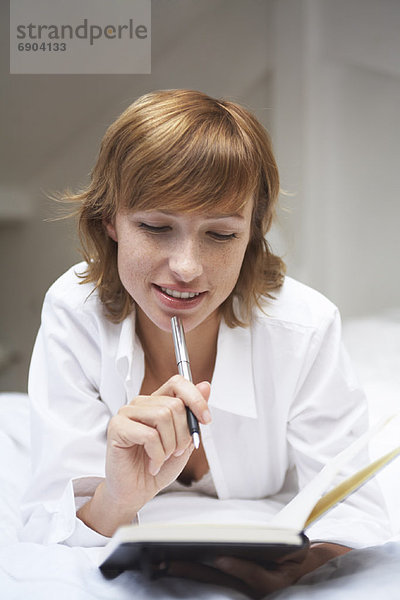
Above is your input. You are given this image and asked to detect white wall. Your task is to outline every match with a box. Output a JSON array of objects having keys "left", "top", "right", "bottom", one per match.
[
  {"left": 1, "top": 0, "right": 399, "bottom": 391},
  {"left": 0, "top": 0, "right": 275, "bottom": 391},
  {"left": 273, "top": 0, "right": 400, "bottom": 316}
]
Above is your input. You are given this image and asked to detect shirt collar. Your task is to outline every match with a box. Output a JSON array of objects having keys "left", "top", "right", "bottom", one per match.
[
  {"left": 115, "top": 310, "right": 257, "bottom": 419},
  {"left": 115, "top": 310, "right": 145, "bottom": 399},
  {"left": 209, "top": 319, "right": 258, "bottom": 419}
]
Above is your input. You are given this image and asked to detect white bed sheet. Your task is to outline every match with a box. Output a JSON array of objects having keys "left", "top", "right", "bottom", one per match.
[
  {"left": 1, "top": 539, "right": 400, "bottom": 600},
  {"left": 343, "top": 311, "right": 400, "bottom": 535},
  {"left": 1, "top": 311, "right": 400, "bottom": 599}
]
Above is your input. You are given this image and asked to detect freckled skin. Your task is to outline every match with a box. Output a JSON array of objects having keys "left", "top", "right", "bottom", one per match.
[
  {"left": 105, "top": 201, "right": 253, "bottom": 334},
  {"left": 79, "top": 201, "right": 255, "bottom": 536}
]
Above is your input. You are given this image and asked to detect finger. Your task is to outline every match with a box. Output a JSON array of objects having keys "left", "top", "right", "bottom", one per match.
[
  {"left": 213, "top": 557, "right": 282, "bottom": 591},
  {"left": 118, "top": 403, "right": 180, "bottom": 459},
  {"left": 151, "top": 395, "right": 193, "bottom": 455},
  {"left": 196, "top": 381, "right": 211, "bottom": 402},
  {"left": 153, "top": 375, "right": 212, "bottom": 425},
  {"left": 124, "top": 396, "right": 192, "bottom": 456},
  {"left": 213, "top": 556, "right": 304, "bottom": 596},
  {"left": 166, "top": 561, "right": 251, "bottom": 597},
  {"left": 107, "top": 414, "right": 165, "bottom": 476},
  {"left": 275, "top": 541, "right": 310, "bottom": 565}
]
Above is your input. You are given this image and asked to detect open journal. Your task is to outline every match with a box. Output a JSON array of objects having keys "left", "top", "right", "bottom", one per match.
[{"left": 99, "top": 415, "right": 400, "bottom": 577}]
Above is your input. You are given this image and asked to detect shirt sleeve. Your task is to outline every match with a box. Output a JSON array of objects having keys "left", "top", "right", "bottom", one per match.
[
  {"left": 20, "top": 284, "right": 113, "bottom": 546},
  {"left": 286, "top": 308, "right": 392, "bottom": 548}
]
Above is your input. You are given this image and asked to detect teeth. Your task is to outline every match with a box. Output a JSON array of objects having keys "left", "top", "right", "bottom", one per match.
[{"left": 160, "top": 287, "right": 200, "bottom": 299}]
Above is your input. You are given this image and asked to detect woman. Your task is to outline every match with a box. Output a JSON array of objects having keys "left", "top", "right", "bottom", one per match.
[{"left": 21, "top": 90, "right": 389, "bottom": 597}]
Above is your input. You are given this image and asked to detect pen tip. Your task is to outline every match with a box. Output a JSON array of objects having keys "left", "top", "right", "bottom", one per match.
[{"left": 193, "top": 432, "right": 200, "bottom": 449}]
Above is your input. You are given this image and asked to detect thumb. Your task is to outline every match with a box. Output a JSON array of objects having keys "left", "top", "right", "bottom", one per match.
[{"left": 196, "top": 380, "right": 211, "bottom": 402}]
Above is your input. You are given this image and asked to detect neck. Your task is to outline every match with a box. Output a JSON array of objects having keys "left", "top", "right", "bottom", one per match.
[{"left": 135, "top": 309, "right": 220, "bottom": 384}]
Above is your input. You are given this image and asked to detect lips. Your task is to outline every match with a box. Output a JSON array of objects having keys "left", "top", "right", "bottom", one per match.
[
  {"left": 159, "top": 286, "right": 201, "bottom": 299},
  {"left": 153, "top": 284, "right": 206, "bottom": 309}
]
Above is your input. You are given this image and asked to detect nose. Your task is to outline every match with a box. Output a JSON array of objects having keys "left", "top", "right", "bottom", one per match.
[{"left": 168, "top": 237, "right": 204, "bottom": 282}]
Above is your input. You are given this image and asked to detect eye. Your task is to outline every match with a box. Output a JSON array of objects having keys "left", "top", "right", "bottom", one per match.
[
  {"left": 207, "top": 231, "right": 238, "bottom": 241},
  {"left": 138, "top": 223, "right": 171, "bottom": 233}
]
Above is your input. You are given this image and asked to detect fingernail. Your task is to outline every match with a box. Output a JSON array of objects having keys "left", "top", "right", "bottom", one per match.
[
  {"left": 173, "top": 448, "right": 186, "bottom": 457},
  {"left": 157, "top": 561, "right": 169, "bottom": 574},
  {"left": 214, "top": 557, "right": 232, "bottom": 571},
  {"left": 149, "top": 464, "right": 160, "bottom": 476},
  {"left": 202, "top": 409, "right": 212, "bottom": 424}
]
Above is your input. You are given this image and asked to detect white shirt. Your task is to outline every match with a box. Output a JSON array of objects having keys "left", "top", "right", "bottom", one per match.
[{"left": 20, "top": 263, "right": 391, "bottom": 548}]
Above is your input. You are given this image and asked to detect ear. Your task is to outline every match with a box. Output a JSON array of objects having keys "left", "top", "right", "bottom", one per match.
[{"left": 104, "top": 219, "right": 118, "bottom": 242}]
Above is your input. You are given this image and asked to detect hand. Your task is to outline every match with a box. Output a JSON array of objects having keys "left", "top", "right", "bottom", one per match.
[
  {"left": 77, "top": 376, "right": 211, "bottom": 536},
  {"left": 104, "top": 375, "right": 211, "bottom": 514},
  {"left": 163, "top": 542, "right": 351, "bottom": 599}
]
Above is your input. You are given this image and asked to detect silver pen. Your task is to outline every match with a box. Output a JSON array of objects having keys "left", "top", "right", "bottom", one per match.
[{"left": 171, "top": 316, "right": 201, "bottom": 449}]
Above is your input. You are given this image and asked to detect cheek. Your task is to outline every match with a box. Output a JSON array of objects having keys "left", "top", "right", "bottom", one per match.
[
  {"left": 116, "top": 237, "right": 153, "bottom": 287},
  {"left": 212, "top": 242, "right": 249, "bottom": 286}
]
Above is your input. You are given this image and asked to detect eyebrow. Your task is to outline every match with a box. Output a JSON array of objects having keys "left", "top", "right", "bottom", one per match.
[
  {"left": 206, "top": 213, "right": 245, "bottom": 220},
  {"left": 153, "top": 210, "right": 245, "bottom": 221}
]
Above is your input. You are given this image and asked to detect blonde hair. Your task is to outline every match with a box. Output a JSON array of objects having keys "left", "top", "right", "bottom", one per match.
[{"left": 66, "top": 89, "right": 285, "bottom": 326}]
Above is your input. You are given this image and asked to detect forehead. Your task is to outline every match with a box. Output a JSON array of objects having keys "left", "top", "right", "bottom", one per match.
[
  {"left": 133, "top": 204, "right": 253, "bottom": 222},
  {"left": 127, "top": 193, "right": 253, "bottom": 217}
]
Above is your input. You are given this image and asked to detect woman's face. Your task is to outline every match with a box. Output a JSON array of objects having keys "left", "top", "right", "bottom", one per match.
[{"left": 105, "top": 199, "right": 253, "bottom": 332}]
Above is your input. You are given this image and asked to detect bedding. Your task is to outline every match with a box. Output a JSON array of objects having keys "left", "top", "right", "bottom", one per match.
[
  {"left": 343, "top": 310, "right": 400, "bottom": 536},
  {"left": 0, "top": 311, "right": 399, "bottom": 599},
  {"left": 1, "top": 539, "right": 400, "bottom": 600}
]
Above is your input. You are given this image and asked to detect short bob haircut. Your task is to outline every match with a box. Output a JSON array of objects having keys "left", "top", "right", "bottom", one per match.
[{"left": 66, "top": 89, "right": 285, "bottom": 327}]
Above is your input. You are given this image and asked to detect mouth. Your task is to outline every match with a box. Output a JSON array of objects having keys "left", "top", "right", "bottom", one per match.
[
  {"left": 159, "top": 286, "right": 201, "bottom": 300},
  {"left": 153, "top": 284, "right": 206, "bottom": 308}
]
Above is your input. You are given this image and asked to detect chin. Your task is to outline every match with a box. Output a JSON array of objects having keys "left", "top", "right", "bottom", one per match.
[{"left": 135, "top": 299, "right": 218, "bottom": 334}]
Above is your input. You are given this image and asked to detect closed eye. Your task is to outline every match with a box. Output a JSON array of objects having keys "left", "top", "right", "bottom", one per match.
[
  {"left": 138, "top": 223, "right": 171, "bottom": 233},
  {"left": 207, "top": 232, "right": 238, "bottom": 241},
  {"left": 138, "top": 222, "right": 237, "bottom": 240}
]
